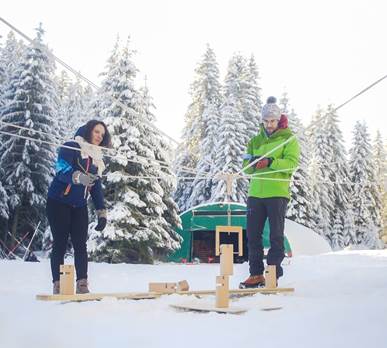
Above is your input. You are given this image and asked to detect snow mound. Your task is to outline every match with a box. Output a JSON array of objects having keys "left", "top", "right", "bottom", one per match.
[{"left": 285, "top": 219, "right": 332, "bottom": 255}]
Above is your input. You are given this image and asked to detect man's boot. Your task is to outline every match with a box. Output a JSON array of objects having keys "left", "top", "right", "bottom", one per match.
[
  {"left": 76, "top": 279, "right": 90, "bottom": 294},
  {"left": 239, "top": 274, "right": 265, "bottom": 289}
]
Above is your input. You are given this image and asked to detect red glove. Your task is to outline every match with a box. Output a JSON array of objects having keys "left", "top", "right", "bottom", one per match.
[{"left": 255, "top": 158, "right": 273, "bottom": 169}]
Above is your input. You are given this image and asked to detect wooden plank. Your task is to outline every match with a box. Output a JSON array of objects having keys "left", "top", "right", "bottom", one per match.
[
  {"left": 175, "top": 287, "right": 295, "bottom": 296},
  {"left": 171, "top": 303, "right": 248, "bottom": 315},
  {"left": 36, "top": 292, "right": 160, "bottom": 302},
  {"left": 36, "top": 287, "right": 294, "bottom": 302}
]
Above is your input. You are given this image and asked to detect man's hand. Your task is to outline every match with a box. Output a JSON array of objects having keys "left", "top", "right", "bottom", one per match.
[{"left": 255, "top": 158, "right": 273, "bottom": 169}]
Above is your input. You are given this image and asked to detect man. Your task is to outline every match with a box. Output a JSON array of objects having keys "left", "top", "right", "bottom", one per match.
[{"left": 240, "top": 96, "right": 300, "bottom": 288}]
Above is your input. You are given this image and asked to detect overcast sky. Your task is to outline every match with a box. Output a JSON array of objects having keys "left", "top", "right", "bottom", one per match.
[{"left": 2, "top": 0, "right": 387, "bottom": 148}]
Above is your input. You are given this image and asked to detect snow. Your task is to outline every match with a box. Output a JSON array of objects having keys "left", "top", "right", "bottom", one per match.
[
  {"left": 285, "top": 219, "right": 332, "bottom": 255},
  {"left": 1, "top": 250, "right": 387, "bottom": 348}
]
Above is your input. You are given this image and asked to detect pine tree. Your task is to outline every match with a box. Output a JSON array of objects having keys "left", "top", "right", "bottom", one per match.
[
  {"left": 242, "top": 54, "right": 262, "bottom": 139},
  {"left": 324, "top": 105, "right": 352, "bottom": 248},
  {"left": 174, "top": 45, "right": 222, "bottom": 210},
  {"left": 0, "top": 180, "right": 9, "bottom": 241},
  {"left": 211, "top": 54, "right": 248, "bottom": 203},
  {"left": 186, "top": 45, "right": 222, "bottom": 208},
  {"left": 309, "top": 107, "right": 334, "bottom": 241},
  {"left": 88, "top": 39, "right": 181, "bottom": 263},
  {"left": 0, "top": 24, "right": 58, "bottom": 243},
  {"left": 0, "top": 31, "right": 25, "bottom": 99},
  {"left": 279, "top": 93, "right": 315, "bottom": 229},
  {"left": 372, "top": 131, "right": 386, "bottom": 241},
  {"left": 349, "top": 121, "right": 381, "bottom": 248}
]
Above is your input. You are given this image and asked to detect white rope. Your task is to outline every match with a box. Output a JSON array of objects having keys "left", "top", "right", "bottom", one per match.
[
  {"left": 0, "top": 17, "right": 180, "bottom": 147},
  {"left": 237, "top": 73, "right": 387, "bottom": 176},
  {"left": 0, "top": 128, "right": 209, "bottom": 180},
  {"left": 0, "top": 120, "right": 198, "bottom": 176},
  {"left": 0, "top": 129, "right": 175, "bottom": 174}
]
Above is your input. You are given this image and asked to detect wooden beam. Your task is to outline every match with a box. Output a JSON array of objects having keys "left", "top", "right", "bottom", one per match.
[{"left": 36, "top": 287, "right": 295, "bottom": 302}]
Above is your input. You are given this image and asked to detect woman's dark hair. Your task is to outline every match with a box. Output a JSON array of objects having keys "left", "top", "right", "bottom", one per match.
[{"left": 83, "top": 120, "right": 112, "bottom": 148}]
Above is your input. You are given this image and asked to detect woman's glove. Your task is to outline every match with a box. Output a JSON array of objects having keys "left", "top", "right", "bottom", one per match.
[
  {"left": 72, "top": 171, "right": 98, "bottom": 187},
  {"left": 95, "top": 209, "right": 107, "bottom": 231}
]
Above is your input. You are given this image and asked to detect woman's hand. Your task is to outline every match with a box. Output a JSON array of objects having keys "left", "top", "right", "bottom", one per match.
[{"left": 72, "top": 171, "right": 98, "bottom": 187}]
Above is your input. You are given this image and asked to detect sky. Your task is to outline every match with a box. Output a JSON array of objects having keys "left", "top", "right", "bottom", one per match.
[{"left": 1, "top": 0, "right": 387, "bottom": 148}]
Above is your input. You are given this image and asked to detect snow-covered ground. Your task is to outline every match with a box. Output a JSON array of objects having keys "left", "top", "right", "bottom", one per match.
[{"left": 1, "top": 250, "right": 387, "bottom": 348}]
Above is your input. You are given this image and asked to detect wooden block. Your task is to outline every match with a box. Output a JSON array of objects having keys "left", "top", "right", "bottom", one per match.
[
  {"left": 171, "top": 303, "right": 247, "bottom": 315},
  {"left": 59, "top": 265, "right": 74, "bottom": 295},
  {"left": 148, "top": 282, "right": 177, "bottom": 293},
  {"left": 265, "top": 265, "right": 277, "bottom": 289},
  {"left": 215, "top": 226, "right": 243, "bottom": 256},
  {"left": 177, "top": 280, "right": 189, "bottom": 292},
  {"left": 215, "top": 275, "right": 229, "bottom": 308},
  {"left": 220, "top": 244, "right": 233, "bottom": 276}
]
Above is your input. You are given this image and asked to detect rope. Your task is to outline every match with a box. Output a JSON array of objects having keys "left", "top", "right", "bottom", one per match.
[
  {"left": 0, "top": 120, "right": 199, "bottom": 176},
  {"left": 237, "top": 73, "right": 387, "bottom": 176},
  {"left": 0, "top": 16, "right": 180, "bottom": 146}
]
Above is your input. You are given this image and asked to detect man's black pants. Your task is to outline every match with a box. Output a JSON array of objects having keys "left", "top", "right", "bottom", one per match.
[
  {"left": 46, "top": 197, "right": 89, "bottom": 282},
  {"left": 247, "top": 196, "right": 288, "bottom": 279}
]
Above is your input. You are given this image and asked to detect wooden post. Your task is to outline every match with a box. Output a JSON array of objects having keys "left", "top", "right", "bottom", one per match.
[
  {"left": 215, "top": 244, "right": 233, "bottom": 308},
  {"left": 265, "top": 265, "right": 277, "bottom": 289},
  {"left": 59, "top": 265, "right": 74, "bottom": 295},
  {"left": 215, "top": 275, "right": 229, "bottom": 308},
  {"left": 220, "top": 244, "right": 233, "bottom": 276}
]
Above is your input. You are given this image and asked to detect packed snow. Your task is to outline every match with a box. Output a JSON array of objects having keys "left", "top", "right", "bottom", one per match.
[{"left": 1, "top": 250, "right": 387, "bottom": 348}]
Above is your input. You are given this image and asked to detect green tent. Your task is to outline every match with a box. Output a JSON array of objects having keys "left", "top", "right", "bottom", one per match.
[{"left": 168, "top": 202, "right": 292, "bottom": 263}]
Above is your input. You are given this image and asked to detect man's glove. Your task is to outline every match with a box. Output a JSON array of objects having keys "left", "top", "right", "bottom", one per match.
[
  {"left": 72, "top": 171, "right": 98, "bottom": 187},
  {"left": 255, "top": 158, "right": 273, "bottom": 169},
  {"left": 95, "top": 209, "right": 107, "bottom": 231}
]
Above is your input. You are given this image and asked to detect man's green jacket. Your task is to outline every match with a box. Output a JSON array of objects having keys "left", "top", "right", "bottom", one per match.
[{"left": 243, "top": 124, "right": 300, "bottom": 199}]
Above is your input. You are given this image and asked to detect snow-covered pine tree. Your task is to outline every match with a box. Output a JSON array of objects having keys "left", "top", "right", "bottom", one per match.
[
  {"left": 372, "top": 130, "right": 386, "bottom": 242},
  {"left": 174, "top": 44, "right": 222, "bottom": 211},
  {"left": 136, "top": 82, "right": 182, "bottom": 255},
  {"left": 242, "top": 54, "right": 262, "bottom": 139},
  {"left": 186, "top": 45, "right": 222, "bottom": 208},
  {"left": 279, "top": 93, "right": 315, "bottom": 230},
  {"left": 309, "top": 107, "right": 334, "bottom": 241},
  {"left": 88, "top": 38, "right": 181, "bottom": 263},
  {"left": 0, "top": 181, "right": 9, "bottom": 241},
  {"left": 65, "top": 77, "right": 93, "bottom": 137},
  {"left": 323, "top": 105, "right": 352, "bottom": 248},
  {"left": 211, "top": 54, "right": 248, "bottom": 203},
  {"left": 349, "top": 121, "right": 381, "bottom": 248},
  {"left": 0, "top": 31, "right": 25, "bottom": 100},
  {"left": 0, "top": 24, "right": 58, "bottom": 244},
  {"left": 55, "top": 70, "right": 71, "bottom": 138}
]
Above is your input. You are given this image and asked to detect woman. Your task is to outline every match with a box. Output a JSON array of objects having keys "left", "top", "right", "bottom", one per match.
[{"left": 47, "top": 120, "right": 111, "bottom": 294}]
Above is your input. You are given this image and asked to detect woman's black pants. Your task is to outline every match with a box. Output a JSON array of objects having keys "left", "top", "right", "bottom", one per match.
[{"left": 46, "top": 198, "right": 89, "bottom": 282}]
